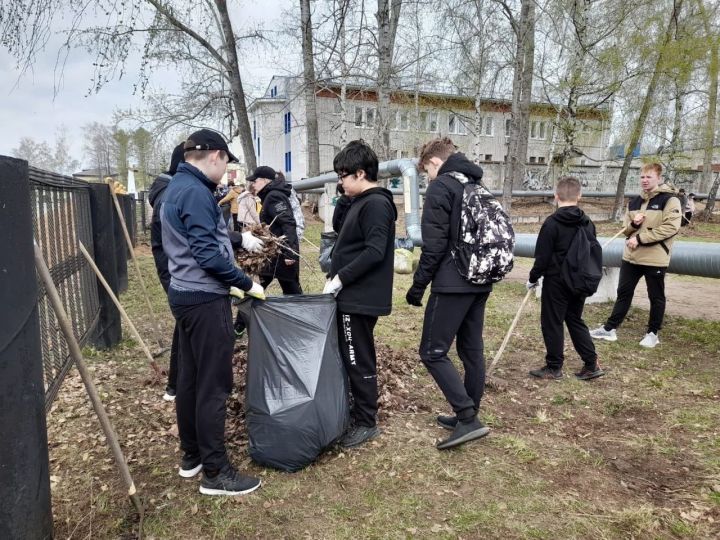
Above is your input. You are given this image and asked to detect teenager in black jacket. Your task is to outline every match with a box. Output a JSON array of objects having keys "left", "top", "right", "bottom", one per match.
[
  {"left": 527, "top": 176, "right": 604, "bottom": 381},
  {"left": 324, "top": 140, "right": 397, "bottom": 448},
  {"left": 406, "top": 138, "right": 491, "bottom": 450}
]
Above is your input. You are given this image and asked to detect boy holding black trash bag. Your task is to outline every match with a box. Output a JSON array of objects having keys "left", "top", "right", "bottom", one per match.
[{"left": 323, "top": 140, "right": 397, "bottom": 448}]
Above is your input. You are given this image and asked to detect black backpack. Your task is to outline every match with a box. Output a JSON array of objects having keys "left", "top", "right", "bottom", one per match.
[
  {"left": 561, "top": 225, "right": 603, "bottom": 296},
  {"left": 449, "top": 172, "right": 515, "bottom": 285}
]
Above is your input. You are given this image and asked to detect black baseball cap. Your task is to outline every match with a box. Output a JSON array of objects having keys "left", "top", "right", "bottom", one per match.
[
  {"left": 184, "top": 129, "right": 239, "bottom": 163},
  {"left": 246, "top": 165, "right": 276, "bottom": 182}
]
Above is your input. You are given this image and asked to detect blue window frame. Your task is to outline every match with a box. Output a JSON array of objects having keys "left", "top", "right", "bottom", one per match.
[
  {"left": 257, "top": 137, "right": 261, "bottom": 157},
  {"left": 284, "top": 151, "right": 292, "bottom": 172},
  {"left": 283, "top": 112, "right": 292, "bottom": 134},
  {"left": 253, "top": 120, "right": 256, "bottom": 139}
]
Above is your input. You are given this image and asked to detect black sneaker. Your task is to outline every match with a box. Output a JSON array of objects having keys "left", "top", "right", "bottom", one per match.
[
  {"left": 179, "top": 453, "right": 202, "bottom": 478},
  {"left": 436, "top": 417, "right": 490, "bottom": 450},
  {"left": 199, "top": 465, "right": 261, "bottom": 496},
  {"left": 338, "top": 425, "right": 381, "bottom": 448},
  {"left": 575, "top": 364, "right": 605, "bottom": 380},
  {"left": 529, "top": 366, "right": 563, "bottom": 380},
  {"left": 436, "top": 414, "right": 458, "bottom": 431}
]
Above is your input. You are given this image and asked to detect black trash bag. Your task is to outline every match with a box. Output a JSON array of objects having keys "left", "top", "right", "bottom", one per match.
[
  {"left": 318, "top": 231, "right": 337, "bottom": 274},
  {"left": 241, "top": 295, "right": 349, "bottom": 471}
]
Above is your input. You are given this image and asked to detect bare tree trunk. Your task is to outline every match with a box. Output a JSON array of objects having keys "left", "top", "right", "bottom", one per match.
[
  {"left": 701, "top": 17, "right": 719, "bottom": 219},
  {"left": 376, "top": 0, "right": 402, "bottom": 160},
  {"left": 339, "top": 4, "right": 348, "bottom": 147},
  {"left": 612, "top": 0, "right": 682, "bottom": 220},
  {"left": 301, "top": 0, "right": 320, "bottom": 177},
  {"left": 473, "top": 93, "right": 482, "bottom": 163},
  {"left": 504, "top": 0, "right": 535, "bottom": 212}
]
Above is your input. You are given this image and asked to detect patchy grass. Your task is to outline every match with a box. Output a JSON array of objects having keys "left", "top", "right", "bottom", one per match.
[{"left": 46, "top": 220, "right": 720, "bottom": 538}]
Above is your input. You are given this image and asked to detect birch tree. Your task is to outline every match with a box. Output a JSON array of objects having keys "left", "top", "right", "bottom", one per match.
[
  {"left": 375, "top": 0, "right": 403, "bottom": 160},
  {"left": 301, "top": 0, "right": 321, "bottom": 176}
]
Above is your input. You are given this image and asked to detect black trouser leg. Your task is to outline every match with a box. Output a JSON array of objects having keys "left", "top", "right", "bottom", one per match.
[
  {"left": 419, "top": 293, "right": 487, "bottom": 421},
  {"left": 644, "top": 267, "right": 667, "bottom": 334},
  {"left": 563, "top": 285, "right": 597, "bottom": 367},
  {"left": 337, "top": 311, "right": 379, "bottom": 427},
  {"left": 167, "top": 322, "right": 179, "bottom": 391},
  {"left": 605, "top": 261, "right": 644, "bottom": 330},
  {"left": 231, "top": 213, "right": 239, "bottom": 231},
  {"left": 171, "top": 297, "right": 234, "bottom": 472},
  {"left": 455, "top": 293, "right": 489, "bottom": 411},
  {"left": 540, "top": 276, "right": 570, "bottom": 369}
]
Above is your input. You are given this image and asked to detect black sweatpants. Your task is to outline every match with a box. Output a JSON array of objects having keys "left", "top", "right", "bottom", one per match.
[
  {"left": 337, "top": 311, "right": 379, "bottom": 428},
  {"left": 605, "top": 260, "right": 667, "bottom": 334},
  {"left": 541, "top": 275, "right": 597, "bottom": 370},
  {"left": 419, "top": 292, "right": 489, "bottom": 421},
  {"left": 170, "top": 296, "right": 234, "bottom": 473},
  {"left": 166, "top": 322, "right": 179, "bottom": 392}
]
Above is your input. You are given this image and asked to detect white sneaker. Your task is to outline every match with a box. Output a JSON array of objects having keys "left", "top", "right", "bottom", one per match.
[
  {"left": 639, "top": 332, "right": 659, "bottom": 348},
  {"left": 590, "top": 326, "right": 617, "bottom": 342}
]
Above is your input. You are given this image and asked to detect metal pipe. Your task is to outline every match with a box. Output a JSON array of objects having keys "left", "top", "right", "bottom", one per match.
[{"left": 514, "top": 233, "right": 720, "bottom": 278}]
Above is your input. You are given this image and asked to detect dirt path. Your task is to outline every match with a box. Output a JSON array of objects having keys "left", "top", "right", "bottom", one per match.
[{"left": 508, "top": 259, "right": 720, "bottom": 321}]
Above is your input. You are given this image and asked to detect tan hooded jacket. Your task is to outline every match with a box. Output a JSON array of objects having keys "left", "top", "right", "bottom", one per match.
[{"left": 622, "top": 183, "right": 682, "bottom": 267}]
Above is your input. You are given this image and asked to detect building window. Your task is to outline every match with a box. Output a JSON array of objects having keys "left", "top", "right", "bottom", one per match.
[
  {"left": 366, "top": 107, "right": 376, "bottom": 128},
  {"left": 401, "top": 150, "right": 409, "bottom": 158},
  {"left": 283, "top": 112, "right": 292, "bottom": 134},
  {"left": 256, "top": 137, "right": 261, "bottom": 157},
  {"left": 333, "top": 100, "right": 342, "bottom": 114},
  {"left": 505, "top": 118, "right": 511, "bottom": 137},
  {"left": 419, "top": 111, "right": 427, "bottom": 131},
  {"left": 285, "top": 151, "right": 292, "bottom": 172},
  {"left": 538, "top": 156, "right": 546, "bottom": 164},
  {"left": 484, "top": 154, "right": 492, "bottom": 161},
  {"left": 428, "top": 112, "right": 438, "bottom": 132},
  {"left": 354, "top": 106, "right": 363, "bottom": 127},
  {"left": 449, "top": 114, "right": 467, "bottom": 135},
  {"left": 253, "top": 120, "right": 257, "bottom": 140},
  {"left": 398, "top": 111, "right": 409, "bottom": 130},
  {"left": 529, "top": 156, "right": 537, "bottom": 163},
  {"left": 270, "top": 85, "right": 278, "bottom": 98},
  {"left": 484, "top": 117, "right": 494, "bottom": 136},
  {"left": 530, "top": 121, "right": 546, "bottom": 140}
]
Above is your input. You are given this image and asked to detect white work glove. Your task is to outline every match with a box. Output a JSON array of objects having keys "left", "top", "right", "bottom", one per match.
[
  {"left": 323, "top": 275, "right": 343, "bottom": 297},
  {"left": 246, "top": 282, "right": 266, "bottom": 300},
  {"left": 229, "top": 286, "right": 245, "bottom": 299},
  {"left": 241, "top": 231, "right": 264, "bottom": 253},
  {"left": 526, "top": 280, "right": 538, "bottom": 290}
]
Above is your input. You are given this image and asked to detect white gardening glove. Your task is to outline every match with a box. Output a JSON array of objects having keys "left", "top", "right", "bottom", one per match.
[
  {"left": 246, "top": 282, "right": 266, "bottom": 300},
  {"left": 241, "top": 231, "right": 264, "bottom": 253},
  {"left": 526, "top": 280, "right": 538, "bottom": 290},
  {"left": 323, "top": 275, "right": 343, "bottom": 297},
  {"left": 229, "top": 286, "right": 245, "bottom": 299}
]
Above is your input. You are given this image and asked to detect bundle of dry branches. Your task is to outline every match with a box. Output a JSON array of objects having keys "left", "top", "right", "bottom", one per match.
[{"left": 234, "top": 223, "right": 287, "bottom": 276}]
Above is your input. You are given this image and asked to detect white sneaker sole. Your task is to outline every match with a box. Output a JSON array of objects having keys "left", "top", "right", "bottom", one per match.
[
  {"left": 179, "top": 464, "right": 203, "bottom": 478},
  {"left": 162, "top": 393, "right": 176, "bottom": 402},
  {"left": 591, "top": 334, "right": 617, "bottom": 342},
  {"left": 639, "top": 340, "right": 659, "bottom": 348},
  {"left": 199, "top": 480, "right": 262, "bottom": 496}
]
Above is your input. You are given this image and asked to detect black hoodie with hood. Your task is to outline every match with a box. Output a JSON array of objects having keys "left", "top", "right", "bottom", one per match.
[
  {"left": 258, "top": 177, "right": 300, "bottom": 280},
  {"left": 331, "top": 186, "right": 397, "bottom": 317},
  {"left": 529, "top": 205, "right": 597, "bottom": 284},
  {"left": 413, "top": 152, "right": 492, "bottom": 294}
]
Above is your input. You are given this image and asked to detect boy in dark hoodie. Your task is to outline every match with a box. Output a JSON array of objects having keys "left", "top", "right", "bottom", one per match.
[
  {"left": 406, "top": 137, "right": 491, "bottom": 450},
  {"left": 527, "top": 176, "right": 605, "bottom": 381},
  {"left": 148, "top": 142, "right": 185, "bottom": 401},
  {"left": 324, "top": 140, "right": 397, "bottom": 448}
]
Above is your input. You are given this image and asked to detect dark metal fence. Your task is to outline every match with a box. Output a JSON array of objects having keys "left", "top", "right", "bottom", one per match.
[{"left": 29, "top": 168, "right": 101, "bottom": 410}]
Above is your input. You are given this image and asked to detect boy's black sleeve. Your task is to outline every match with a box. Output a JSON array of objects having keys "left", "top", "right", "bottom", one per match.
[
  {"left": 529, "top": 219, "right": 555, "bottom": 283},
  {"left": 412, "top": 181, "right": 451, "bottom": 288},
  {"left": 265, "top": 193, "right": 300, "bottom": 260}
]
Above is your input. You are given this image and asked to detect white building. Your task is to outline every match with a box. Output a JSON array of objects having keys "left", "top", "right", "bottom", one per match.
[{"left": 247, "top": 76, "right": 611, "bottom": 185}]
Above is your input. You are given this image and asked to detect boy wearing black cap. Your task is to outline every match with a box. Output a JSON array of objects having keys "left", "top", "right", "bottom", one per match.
[
  {"left": 161, "top": 129, "right": 264, "bottom": 496},
  {"left": 246, "top": 165, "right": 302, "bottom": 294},
  {"left": 324, "top": 140, "right": 397, "bottom": 448}
]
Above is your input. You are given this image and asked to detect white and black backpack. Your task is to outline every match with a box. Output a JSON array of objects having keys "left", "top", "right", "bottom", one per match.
[{"left": 448, "top": 172, "right": 515, "bottom": 285}]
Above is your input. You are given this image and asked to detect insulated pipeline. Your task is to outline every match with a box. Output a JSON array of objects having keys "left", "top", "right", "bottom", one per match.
[{"left": 513, "top": 233, "right": 720, "bottom": 278}]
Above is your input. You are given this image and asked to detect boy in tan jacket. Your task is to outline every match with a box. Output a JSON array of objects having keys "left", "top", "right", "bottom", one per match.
[{"left": 590, "top": 163, "right": 682, "bottom": 348}]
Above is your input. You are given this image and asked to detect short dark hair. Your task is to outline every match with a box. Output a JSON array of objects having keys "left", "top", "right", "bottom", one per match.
[
  {"left": 555, "top": 176, "right": 582, "bottom": 202},
  {"left": 333, "top": 140, "right": 379, "bottom": 181}
]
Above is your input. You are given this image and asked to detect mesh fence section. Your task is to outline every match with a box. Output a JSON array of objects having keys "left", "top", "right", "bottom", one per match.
[{"left": 30, "top": 168, "right": 101, "bottom": 410}]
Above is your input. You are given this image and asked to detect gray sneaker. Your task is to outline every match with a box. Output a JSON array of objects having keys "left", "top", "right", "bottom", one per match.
[
  {"left": 338, "top": 425, "right": 381, "bottom": 448},
  {"left": 639, "top": 332, "right": 659, "bottom": 348},
  {"left": 590, "top": 326, "right": 617, "bottom": 342}
]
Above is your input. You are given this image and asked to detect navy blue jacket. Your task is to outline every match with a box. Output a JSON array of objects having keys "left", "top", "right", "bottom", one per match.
[{"left": 161, "top": 162, "right": 252, "bottom": 305}]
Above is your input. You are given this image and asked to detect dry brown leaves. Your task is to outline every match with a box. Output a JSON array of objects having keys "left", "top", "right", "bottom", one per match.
[{"left": 234, "top": 223, "right": 285, "bottom": 276}]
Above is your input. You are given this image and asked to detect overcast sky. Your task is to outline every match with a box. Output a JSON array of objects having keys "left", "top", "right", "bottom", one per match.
[{"left": 0, "top": 0, "right": 291, "bottom": 169}]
